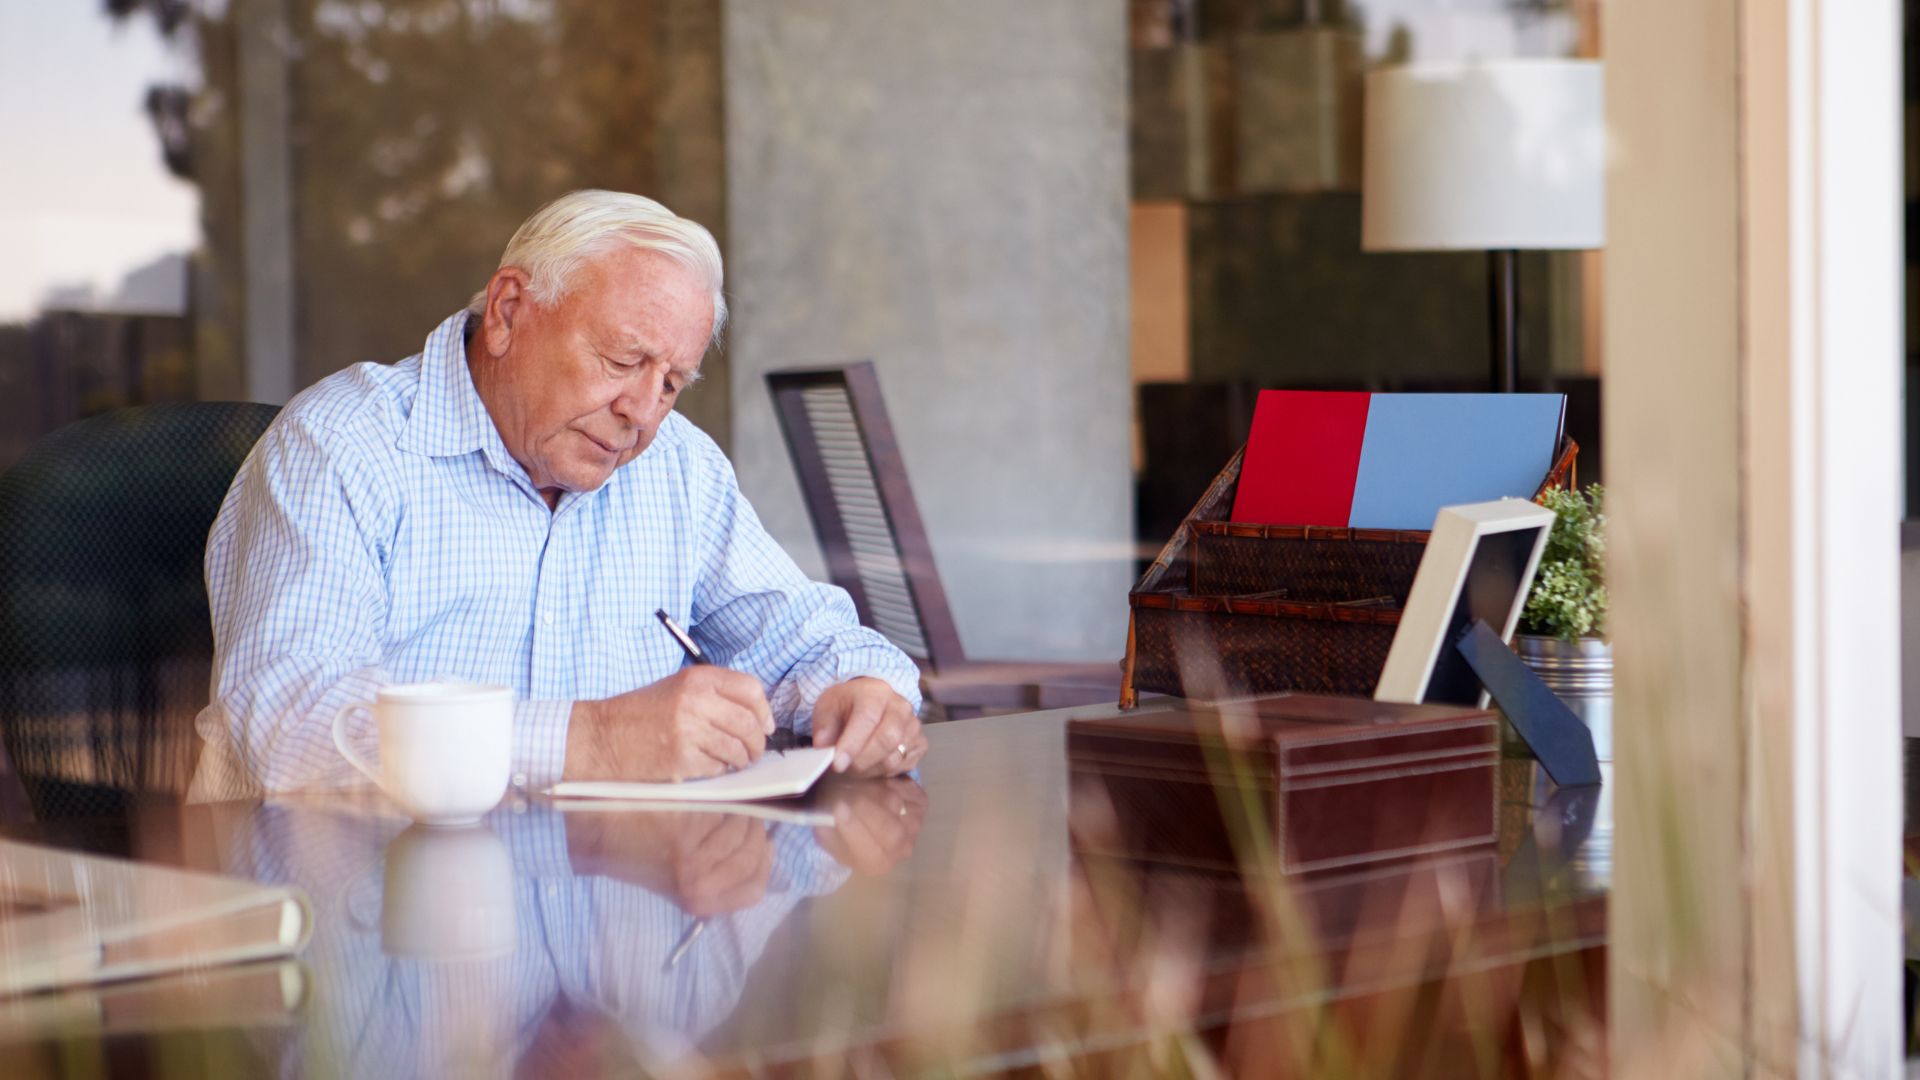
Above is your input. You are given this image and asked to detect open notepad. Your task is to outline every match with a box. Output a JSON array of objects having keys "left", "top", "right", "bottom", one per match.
[{"left": 546, "top": 746, "right": 836, "bottom": 804}]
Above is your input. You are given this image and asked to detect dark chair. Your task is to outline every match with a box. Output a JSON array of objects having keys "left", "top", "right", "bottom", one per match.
[
  {"left": 766, "top": 363, "right": 1121, "bottom": 720},
  {"left": 0, "top": 402, "right": 279, "bottom": 820}
]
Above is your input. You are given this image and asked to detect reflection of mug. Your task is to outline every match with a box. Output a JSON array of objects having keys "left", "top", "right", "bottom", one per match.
[
  {"left": 380, "top": 824, "right": 517, "bottom": 960},
  {"left": 331, "top": 682, "right": 512, "bottom": 825}
]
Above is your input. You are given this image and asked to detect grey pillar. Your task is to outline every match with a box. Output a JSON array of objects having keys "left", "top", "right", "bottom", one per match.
[
  {"left": 234, "top": 0, "right": 297, "bottom": 405},
  {"left": 724, "top": 2, "right": 1132, "bottom": 662}
]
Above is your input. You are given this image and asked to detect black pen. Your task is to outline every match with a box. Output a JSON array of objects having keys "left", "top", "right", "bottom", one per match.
[
  {"left": 654, "top": 608, "right": 710, "bottom": 666},
  {"left": 654, "top": 609, "right": 783, "bottom": 756}
]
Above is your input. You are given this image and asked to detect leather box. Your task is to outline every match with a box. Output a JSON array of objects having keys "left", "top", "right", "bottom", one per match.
[{"left": 1067, "top": 693, "right": 1498, "bottom": 874}]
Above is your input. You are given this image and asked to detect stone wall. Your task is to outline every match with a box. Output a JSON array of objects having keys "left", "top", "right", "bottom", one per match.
[{"left": 724, "top": 1, "right": 1135, "bottom": 663}]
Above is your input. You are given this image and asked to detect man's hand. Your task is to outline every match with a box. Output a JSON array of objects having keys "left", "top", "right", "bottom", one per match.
[
  {"left": 566, "top": 810, "right": 773, "bottom": 916},
  {"left": 565, "top": 666, "right": 774, "bottom": 782},
  {"left": 813, "top": 776, "right": 928, "bottom": 875},
  {"left": 811, "top": 677, "right": 925, "bottom": 776}
]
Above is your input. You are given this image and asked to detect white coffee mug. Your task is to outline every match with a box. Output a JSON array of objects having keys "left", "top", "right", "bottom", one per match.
[{"left": 331, "top": 681, "right": 513, "bottom": 826}]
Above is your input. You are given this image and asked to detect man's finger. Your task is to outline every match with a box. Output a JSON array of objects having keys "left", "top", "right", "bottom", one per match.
[
  {"left": 893, "top": 735, "right": 929, "bottom": 776},
  {"left": 697, "top": 693, "right": 766, "bottom": 762},
  {"left": 852, "top": 698, "right": 918, "bottom": 774},
  {"left": 694, "top": 721, "right": 752, "bottom": 772},
  {"left": 826, "top": 693, "right": 888, "bottom": 773},
  {"left": 811, "top": 690, "right": 849, "bottom": 748},
  {"left": 709, "top": 669, "right": 776, "bottom": 735},
  {"left": 676, "top": 750, "right": 729, "bottom": 781}
]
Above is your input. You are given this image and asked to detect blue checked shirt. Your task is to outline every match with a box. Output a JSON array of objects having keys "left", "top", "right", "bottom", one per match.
[{"left": 191, "top": 311, "right": 921, "bottom": 798}]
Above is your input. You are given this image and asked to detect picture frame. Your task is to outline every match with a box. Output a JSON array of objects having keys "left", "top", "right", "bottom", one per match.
[{"left": 1373, "top": 499, "right": 1557, "bottom": 707}]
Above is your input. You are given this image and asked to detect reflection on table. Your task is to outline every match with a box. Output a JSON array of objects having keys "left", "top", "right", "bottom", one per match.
[
  {"left": 0, "top": 705, "right": 1605, "bottom": 1077},
  {"left": 219, "top": 775, "right": 924, "bottom": 1077}
]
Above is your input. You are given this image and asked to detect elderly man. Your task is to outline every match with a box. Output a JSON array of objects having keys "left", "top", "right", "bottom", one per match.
[{"left": 192, "top": 190, "right": 926, "bottom": 798}]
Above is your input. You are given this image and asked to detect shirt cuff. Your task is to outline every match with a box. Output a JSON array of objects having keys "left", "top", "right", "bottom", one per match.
[
  {"left": 786, "top": 644, "right": 925, "bottom": 736},
  {"left": 513, "top": 699, "right": 573, "bottom": 792}
]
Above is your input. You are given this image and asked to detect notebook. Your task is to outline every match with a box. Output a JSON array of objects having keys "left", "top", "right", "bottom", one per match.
[
  {"left": 1346, "top": 394, "right": 1565, "bottom": 530},
  {"left": 0, "top": 841, "right": 312, "bottom": 998},
  {"left": 1229, "top": 390, "right": 1371, "bottom": 526},
  {"left": 546, "top": 746, "right": 836, "bottom": 804}
]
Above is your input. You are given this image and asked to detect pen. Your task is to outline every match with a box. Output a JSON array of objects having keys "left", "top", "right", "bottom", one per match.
[
  {"left": 655, "top": 609, "right": 785, "bottom": 756},
  {"left": 655, "top": 609, "right": 710, "bottom": 666}
]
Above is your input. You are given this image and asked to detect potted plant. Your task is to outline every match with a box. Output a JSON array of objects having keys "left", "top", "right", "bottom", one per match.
[
  {"left": 1514, "top": 484, "right": 1612, "bottom": 883},
  {"left": 1515, "top": 483, "right": 1611, "bottom": 704}
]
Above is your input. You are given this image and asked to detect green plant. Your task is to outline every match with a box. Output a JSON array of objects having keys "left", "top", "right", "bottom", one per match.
[{"left": 1520, "top": 484, "right": 1607, "bottom": 641}]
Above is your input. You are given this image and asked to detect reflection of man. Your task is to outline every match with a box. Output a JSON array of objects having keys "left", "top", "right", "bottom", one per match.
[
  {"left": 227, "top": 789, "right": 926, "bottom": 1074},
  {"left": 192, "top": 190, "right": 928, "bottom": 799}
]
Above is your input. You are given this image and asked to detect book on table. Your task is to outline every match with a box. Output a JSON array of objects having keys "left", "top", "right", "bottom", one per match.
[{"left": 0, "top": 840, "right": 312, "bottom": 998}]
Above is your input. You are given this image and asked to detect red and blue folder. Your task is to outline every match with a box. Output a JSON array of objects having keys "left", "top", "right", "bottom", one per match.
[{"left": 1229, "top": 390, "right": 1566, "bottom": 531}]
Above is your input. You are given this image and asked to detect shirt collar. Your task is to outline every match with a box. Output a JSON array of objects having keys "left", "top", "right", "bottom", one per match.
[{"left": 397, "top": 310, "right": 505, "bottom": 460}]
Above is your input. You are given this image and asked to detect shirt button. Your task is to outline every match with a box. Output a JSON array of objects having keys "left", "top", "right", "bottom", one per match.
[
  {"left": 542, "top": 614, "right": 554, "bottom": 627},
  {"left": 512, "top": 772, "right": 528, "bottom": 789}
]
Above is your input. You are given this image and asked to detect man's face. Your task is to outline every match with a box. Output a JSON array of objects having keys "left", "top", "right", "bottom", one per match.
[{"left": 471, "top": 245, "right": 713, "bottom": 500}]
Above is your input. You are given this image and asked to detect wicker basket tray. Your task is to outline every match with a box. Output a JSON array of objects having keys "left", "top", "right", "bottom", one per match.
[
  {"left": 1121, "top": 438, "right": 1578, "bottom": 708},
  {"left": 1189, "top": 522, "right": 1429, "bottom": 602}
]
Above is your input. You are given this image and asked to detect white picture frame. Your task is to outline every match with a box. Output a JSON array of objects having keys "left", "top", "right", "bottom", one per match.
[{"left": 1374, "top": 498, "right": 1557, "bottom": 707}]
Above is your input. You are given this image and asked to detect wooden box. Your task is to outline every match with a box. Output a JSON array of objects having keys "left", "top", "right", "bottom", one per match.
[{"left": 1067, "top": 693, "right": 1499, "bottom": 875}]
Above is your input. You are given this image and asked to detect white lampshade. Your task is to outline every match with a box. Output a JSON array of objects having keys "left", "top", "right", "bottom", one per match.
[{"left": 1362, "top": 60, "right": 1605, "bottom": 252}]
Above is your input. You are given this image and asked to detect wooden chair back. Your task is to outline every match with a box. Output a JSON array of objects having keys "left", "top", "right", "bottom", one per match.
[{"left": 764, "top": 363, "right": 967, "bottom": 672}]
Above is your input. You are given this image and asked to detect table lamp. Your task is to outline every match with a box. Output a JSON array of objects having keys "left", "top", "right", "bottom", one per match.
[{"left": 1361, "top": 59, "right": 1605, "bottom": 392}]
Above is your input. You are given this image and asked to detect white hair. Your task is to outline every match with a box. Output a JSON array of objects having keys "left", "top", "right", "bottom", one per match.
[{"left": 468, "top": 190, "right": 728, "bottom": 344}]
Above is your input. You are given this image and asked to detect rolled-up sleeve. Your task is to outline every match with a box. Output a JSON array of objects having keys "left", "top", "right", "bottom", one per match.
[{"left": 682, "top": 440, "right": 922, "bottom": 734}]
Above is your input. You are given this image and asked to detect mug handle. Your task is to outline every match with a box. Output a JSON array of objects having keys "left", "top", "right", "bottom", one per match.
[{"left": 331, "top": 702, "right": 382, "bottom": 785}]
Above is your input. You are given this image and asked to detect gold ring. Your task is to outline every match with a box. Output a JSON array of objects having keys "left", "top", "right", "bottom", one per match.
[{"left": 896, "top": 743, "right": 909, "bottom": 757}]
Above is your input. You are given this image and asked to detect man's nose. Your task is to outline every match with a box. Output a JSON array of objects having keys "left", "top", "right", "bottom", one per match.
[
  {"left": 609, "top": 388, "right": 644, "bottom": 426},
  {"left": 609, "top": 376, "right": 661, "bottom": 427}
]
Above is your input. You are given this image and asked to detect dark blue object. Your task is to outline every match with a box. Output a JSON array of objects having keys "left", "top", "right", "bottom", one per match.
[{"left": 1454, "top": 619, "right": 1601, "bottom": 786}]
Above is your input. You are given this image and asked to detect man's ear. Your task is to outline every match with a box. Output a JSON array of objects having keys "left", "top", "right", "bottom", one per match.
[{"left": 478, "top": 267, "right": 534, "bottom": 358}]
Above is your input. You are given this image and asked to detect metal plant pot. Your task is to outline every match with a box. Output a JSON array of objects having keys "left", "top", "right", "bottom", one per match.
[
  {"left": 1513, "top": 633, "right": 1614, "bottom": 888},
  {"left": 1512, "top": 634, "right": 1613, "bottom": 759}
]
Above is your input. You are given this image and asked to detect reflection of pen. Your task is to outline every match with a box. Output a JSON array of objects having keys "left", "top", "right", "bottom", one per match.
[
  {"left": 656, "top": 609, "right": 785, "bottom": 757},
  {"left": 664, "top": 917, "right": 707, "bottom": 971}
]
